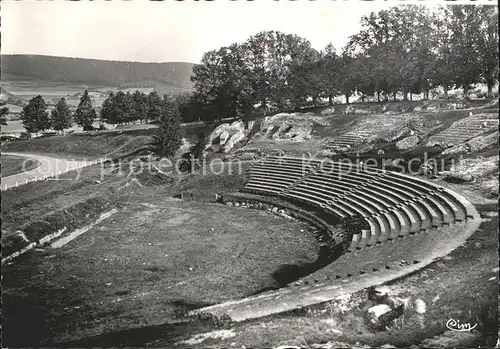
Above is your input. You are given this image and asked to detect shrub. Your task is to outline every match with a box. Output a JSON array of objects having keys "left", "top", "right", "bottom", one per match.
[{"left": 334, "top": 215, "right": 370, "bottom": 252}]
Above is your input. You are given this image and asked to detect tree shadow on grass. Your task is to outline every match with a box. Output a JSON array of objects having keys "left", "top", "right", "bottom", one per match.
[
  {"left": 475, "top": 202, "right": 498, "bottom": 213},
  {"left": 47, "top": 318, "right": 216, "bottom": 348}
]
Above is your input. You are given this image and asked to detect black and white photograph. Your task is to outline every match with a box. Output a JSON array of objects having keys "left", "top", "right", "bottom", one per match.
[{"left": 1, "top": 0, "right": 498, "bottom": 348}]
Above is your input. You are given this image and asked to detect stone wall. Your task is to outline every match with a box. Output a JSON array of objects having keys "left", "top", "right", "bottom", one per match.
[{"left": 180, "top": 191, "right": 220, "bottom": 203}]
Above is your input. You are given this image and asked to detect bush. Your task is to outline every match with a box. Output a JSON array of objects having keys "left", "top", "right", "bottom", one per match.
[
  {"left": 341, "top": 215, "right": 370, "bottom": 235},
  {"left": 334, "top": 215, "right": 370, "bottom": 252}
]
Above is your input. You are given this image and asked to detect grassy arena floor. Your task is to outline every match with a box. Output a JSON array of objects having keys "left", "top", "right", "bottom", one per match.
[
  {"left": 1, "top": 154, "right": 40, "bottom": 177},
  {"left": 1, "top": 191, "right": 320, "bottom": 346}
]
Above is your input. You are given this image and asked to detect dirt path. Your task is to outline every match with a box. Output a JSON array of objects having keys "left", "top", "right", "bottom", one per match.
[{"left": 0, "top": 152, "right": 101, "bottom": 190}]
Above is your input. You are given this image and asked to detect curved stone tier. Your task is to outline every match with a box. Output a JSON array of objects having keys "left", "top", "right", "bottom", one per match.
[{"left": 243, "top": 156, "right": 478, "bottom": 253}]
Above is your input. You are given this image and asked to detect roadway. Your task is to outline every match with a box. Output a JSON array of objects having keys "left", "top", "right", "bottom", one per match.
[{"left": 1, "top": 152, "right": 98, "bottom": 190}]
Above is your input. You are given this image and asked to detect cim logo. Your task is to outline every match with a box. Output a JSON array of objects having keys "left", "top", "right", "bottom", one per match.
[{"left": 446, "top": 318, "right": 478, "bottom": 332}]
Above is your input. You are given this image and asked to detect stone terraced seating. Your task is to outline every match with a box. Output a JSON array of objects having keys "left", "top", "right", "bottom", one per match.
[
  {"left": 308, "top": 162, "right": 450, "bottom": 228},
  {"left": 245, "top": 157, "right": 322, "bottom": 194},
  {"left": 293, "top": 172, "right": 415, "bottom": 242},
  {"left": 325, "top": 132, "right": 371, "bottom": 149},
  {"left": 242, "top": 156, "right": 478, "bottom": 252},
  {"left": 324, "top": 174, "right": 430, "bottom": 229},
  {"left": 428, "top": 118, "right": 499, "bottom": 145}
]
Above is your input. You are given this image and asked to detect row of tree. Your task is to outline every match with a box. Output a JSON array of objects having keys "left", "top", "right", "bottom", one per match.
[
  {"left": 190, "top": 5, "right": 498, "bottom": 121},
  {"left": 19, "top": 91, "right": 97, "bottom": 136},
  {"left": 18, "top": 90, "right": 186, "bottom": 135},
  {"left": 19, "top": 91, "right": 183, "bottom": 157},
  {"left": 101, "top": 90, "right": 184, "bottom": 157},
  {"left": 100, "top": 90, "right": 200, "bottom": 125}
]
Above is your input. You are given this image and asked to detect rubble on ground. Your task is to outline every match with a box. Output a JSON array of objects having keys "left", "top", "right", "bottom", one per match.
[
  {"left": 275, "top": 336, "right": 309, "bottom": 349},
  {"left": 439, "top": 155, "right": 498, "bottom": 183},
  {"left": 261, "top": 112, "right": 329, "bottom": 144},
  {"left": 441, "top": 131, "right": 498, "bottom": 156},
  {"left": 419, "top": 330, "right": 480, "bottom": 348},
  {"left": 178, "top": 329, "right": 236, "bottom": 346},
  {"left": 396, "top": 135, "right": 421, "bottom": 150},
  {"left": 320, "top": 107, "right": 335, "bottom": 116},
  {"left": 205, "top": 112, "right": 330, "bottom": 153},
  {"left": 206, "top": 120, "right": 248, "bottom": 153},
  {"left": 363, "top": 286, "right": 409, "bottom": 331},
  {"left": 473, "top": 175, "right": 499, "bottom": 198}
]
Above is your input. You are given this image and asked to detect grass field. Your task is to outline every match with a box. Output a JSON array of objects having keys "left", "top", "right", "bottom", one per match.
[
  {"left": 1, "top": 154, "right": 40, "bottom": 177},
  {"left": 2, "top": 191, "right": 320, "bottom": 346},
  {"left": 1, "top": 118, "right": 159, "bottom": 135}
]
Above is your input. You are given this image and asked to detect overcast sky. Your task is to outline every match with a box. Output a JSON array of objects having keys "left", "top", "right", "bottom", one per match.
[{"left": 1, "top": 0, "right": 493, "bottom": 64}]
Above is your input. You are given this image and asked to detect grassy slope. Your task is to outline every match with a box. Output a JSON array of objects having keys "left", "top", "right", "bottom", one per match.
[
  {"left": 1, "top": 154, "right": 40, "bottom": 177},
  {"left": 1, "top": 131, "right": 153, "bottom": 159},
  {"left": 1, "top": 122, "right": 216, "bottom": 159}
]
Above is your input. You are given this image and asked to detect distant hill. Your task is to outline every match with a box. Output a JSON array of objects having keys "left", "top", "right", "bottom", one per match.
[{"left": 1, "top": 54, "right": 195, "bottom": 92}]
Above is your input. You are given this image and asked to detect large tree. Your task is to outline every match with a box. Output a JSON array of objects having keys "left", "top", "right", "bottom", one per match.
[
  {"left": 248, "top": 31, "right": 318, "bottom": 110},
  {"left": 191, "top": 43, "right": 249, "bottom": 122},
  {"left": 20, "top": 95, "right": 50, "bottom": 137},
  {"left": 74, "top": 90, "right": 97, "bottom": 130},
  {"left": 50, "top": 97, "right": 72, "bottom": 134},
  {"left": 131, "top": 90, "right": 149, "bottom": 123},
  {"left": 430, "top": 6, "right": 455, "bottom": 98},
  {"left": 100, "top": 92, "right": 116, "bottom": 125},
  {"left": 147, "top": 91, "right": 163, "bottom": 123},
  {"left": 100, "top": 91, "right": 132, "bottom": 125},
  {"left": 191, "top": 31, "right": 323, "bottom": 119},
  {"left": 175, "top": 93, "right": 201, "bottom": 123},
  {"left": 448, "top": 5, "right": 484, "bottom": 97},
  {"left": 318, "top": 44, "right": 341, "bottom": 106},
  {"left": 288, "top": 44, "right": 322, "bottom": 108},
  {"left": 346, "top": 6, "right": 441, "bottom": 101},
  {"left": 152, "top": 95, "right": 183, "bottom": 158},
  {"left": 476, "top": 5, "right": 499, "bottom": 98}
]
